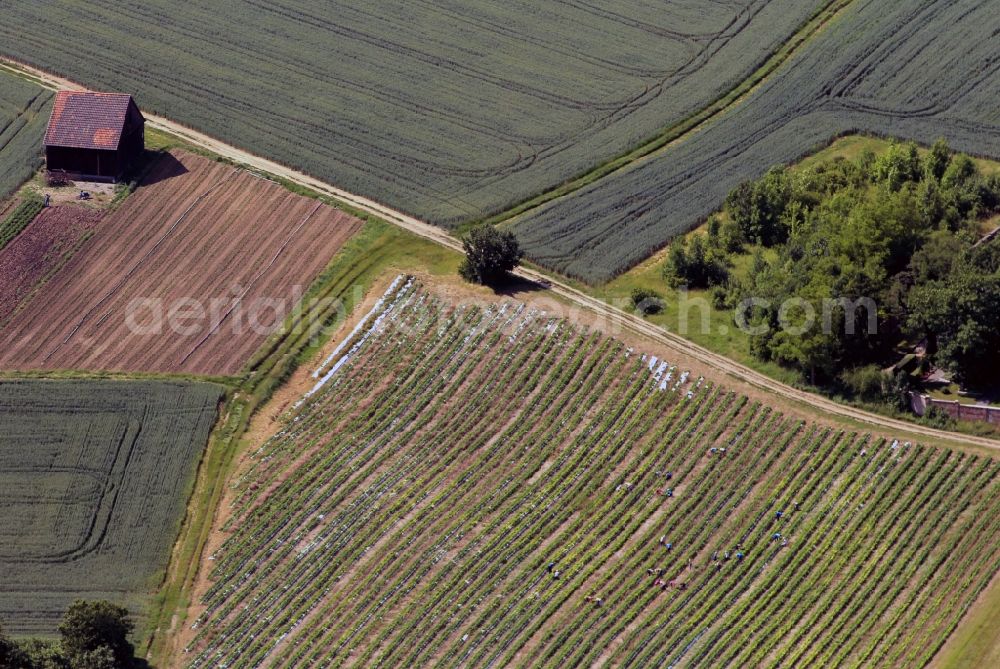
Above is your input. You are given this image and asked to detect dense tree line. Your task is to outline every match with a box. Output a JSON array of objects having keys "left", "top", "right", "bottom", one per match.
[
  {"left": 664, "top": 139, "right": 1000, "bottom": 396},
  {"left": 0, "top": 601, "right": 137, "bottom": 669}
]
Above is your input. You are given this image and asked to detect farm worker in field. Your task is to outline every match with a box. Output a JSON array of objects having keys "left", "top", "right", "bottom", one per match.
[
  {"left": 547, "top": 562, "right": 555, "bottom": 573},
  {"left": 775, "top": 511, "right": 783, "bottom": 519},
  {"left": 659, "top": 535, "right": 666, "bottom": 546},
  {"left": 665, "top": 542, "right": 673, "bottom": 551},
  {"left": 736, "top": 552, "right": 744, "bottom": 561}
]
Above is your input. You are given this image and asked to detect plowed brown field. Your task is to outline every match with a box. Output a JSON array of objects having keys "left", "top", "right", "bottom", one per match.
[
  {"left": 0, "top": 205, "right": 101, "bottom": 324},
  {"left": 0, "top": 150, "right": 362, "bottom": 375}
]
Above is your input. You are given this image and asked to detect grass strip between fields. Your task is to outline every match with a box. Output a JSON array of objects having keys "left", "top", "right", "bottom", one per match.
[
  {"left": 481, "top": 0, "right": 855, "bottom": 231},
  {"left": 141, "top": 213, "right": 460, "bottom": 663}
]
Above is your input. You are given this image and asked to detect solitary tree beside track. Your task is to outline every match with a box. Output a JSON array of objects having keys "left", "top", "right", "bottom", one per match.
[{"left": 459, "top": 225, "right": 523, "bottom": 286}]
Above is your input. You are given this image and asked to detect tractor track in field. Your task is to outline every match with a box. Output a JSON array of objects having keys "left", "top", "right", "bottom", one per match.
[{"left": 4, "top": 58, "right": 999, "bottom": 452}]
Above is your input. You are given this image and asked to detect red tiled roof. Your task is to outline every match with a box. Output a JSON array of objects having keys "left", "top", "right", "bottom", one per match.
[{"left": 44, "top": 91, "right": 137, "bottom": 150}]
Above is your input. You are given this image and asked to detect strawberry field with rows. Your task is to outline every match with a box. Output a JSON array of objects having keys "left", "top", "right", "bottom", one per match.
[{"left": 187, "top": 280, "right": 1000, "bottom": 668}]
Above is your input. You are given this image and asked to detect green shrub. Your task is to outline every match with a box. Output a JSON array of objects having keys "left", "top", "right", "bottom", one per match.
[
  {"left": 921, "top": 405, "right": 956, "bottom": 429},
  {"left": 662, "top": 235, "right": 729, "bottom": 288},
  {"left": 840, "top": 365, "right": 886, "bottom": 402},
  {"left": 631, "top": 288, "right": 664, "bottom": 315}
]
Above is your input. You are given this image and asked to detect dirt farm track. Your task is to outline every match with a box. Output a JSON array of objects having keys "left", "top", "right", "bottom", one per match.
[
  {"left": 0, "top": 150, "right": 361, "bottom": 376},
  {"left": 6, "top": 59, "right": 1000, "bottom": 451}
]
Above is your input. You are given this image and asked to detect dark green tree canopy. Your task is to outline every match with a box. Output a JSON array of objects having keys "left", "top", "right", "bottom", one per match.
[
  {"left": 663, "top": 234, "right": 729, "bottom": 289},
  {"left": 459, "top": 225, "right": 524, "bottom": 285},
  {"left": 873, "top": 141, "right": 921, "bottom": 190},
  {"left": 1, "top": 601, "right": 138, "bottom": 669},
  {"left": 924, "top": 138, "right": 951, "bottom": 181},
  {"left": 0, "top": 622, "right": 15, "bottom": 666},
  {"left": 707, "top": 138, "right": 1000, "bottom": 391},
  {"left": 908, "top": 269, "right": 1000, "bottom": 389},
  {"left": 59, "top": 600, "right": 134, "bottom": 668},
  {"left": 725, "top": 167, "right": 794, "bottom": 246}
]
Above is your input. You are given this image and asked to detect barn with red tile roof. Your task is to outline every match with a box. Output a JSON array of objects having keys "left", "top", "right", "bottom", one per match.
[{"left": 44, "top": 91, "right": 144, "bottom": 182}]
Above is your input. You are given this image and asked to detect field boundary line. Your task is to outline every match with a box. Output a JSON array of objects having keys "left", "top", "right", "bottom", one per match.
[{"left": 480, "top": 0, "right": 856, "bottom": 229}]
